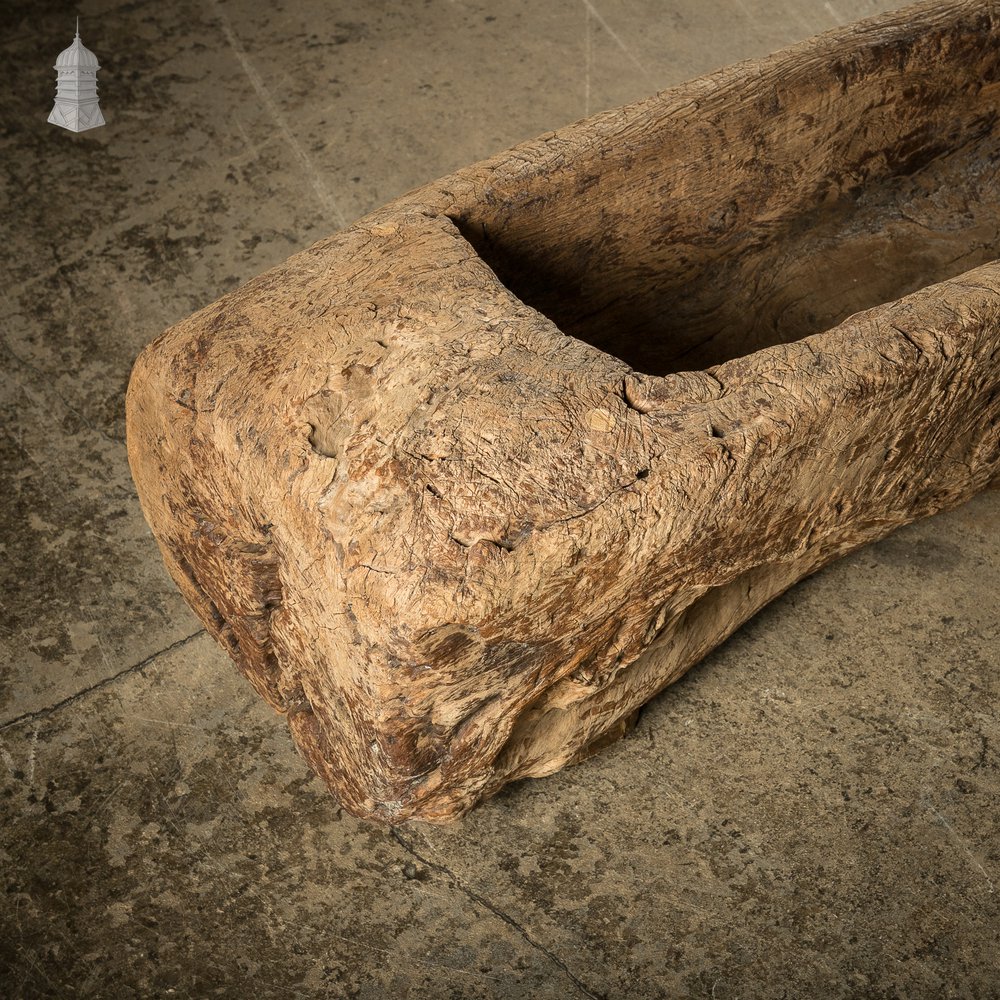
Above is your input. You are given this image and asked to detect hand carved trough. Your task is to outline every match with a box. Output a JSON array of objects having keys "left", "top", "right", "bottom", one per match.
[{"left": 127, "top": 0, "right": 1000, "bottom": 822}]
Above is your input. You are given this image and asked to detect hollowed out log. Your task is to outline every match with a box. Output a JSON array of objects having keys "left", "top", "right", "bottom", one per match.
[{"left": 127, "top": 0, "right": 1000, "bottom": 822}]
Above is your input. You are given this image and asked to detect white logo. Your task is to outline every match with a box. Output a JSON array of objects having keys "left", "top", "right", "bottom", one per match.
[{"left": 48, "top": 19, "right": 105, "bottom": 133}]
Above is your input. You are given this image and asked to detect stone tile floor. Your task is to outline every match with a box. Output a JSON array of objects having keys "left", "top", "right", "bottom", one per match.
[{"left": 2, "top": 0, "right": 998, "bottom": 996}]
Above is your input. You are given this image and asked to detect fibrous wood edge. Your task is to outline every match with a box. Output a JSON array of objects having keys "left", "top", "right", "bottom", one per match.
[{"left": 126, "top": 0, "right": 1000, "bottom": 822}]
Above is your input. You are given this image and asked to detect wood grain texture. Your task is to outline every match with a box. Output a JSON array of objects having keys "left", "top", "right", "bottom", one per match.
[{"left": 127, "top": 0, "right": 1000, "bottom": 822}]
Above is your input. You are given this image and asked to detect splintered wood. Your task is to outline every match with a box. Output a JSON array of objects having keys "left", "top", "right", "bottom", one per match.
[{"left": 127, "top": 0, "right": 1000, "bottom": 822}]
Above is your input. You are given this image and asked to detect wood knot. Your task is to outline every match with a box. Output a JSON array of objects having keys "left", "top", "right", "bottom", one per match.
[{"left": 587, "top": 407, "right": 617, "bottom": 432}]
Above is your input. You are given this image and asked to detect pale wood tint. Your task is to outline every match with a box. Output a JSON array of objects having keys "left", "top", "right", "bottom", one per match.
[{"left": 127, "top": 0, "right": 1000, "bottom": 822}]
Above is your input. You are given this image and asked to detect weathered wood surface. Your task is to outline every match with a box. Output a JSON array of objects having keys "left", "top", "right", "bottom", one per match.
[{"left": 127, "top": 0, "right": 1000, "bottom": 822}]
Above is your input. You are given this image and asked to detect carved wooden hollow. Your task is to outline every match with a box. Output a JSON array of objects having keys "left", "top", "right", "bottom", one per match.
[{"left": 127, "top": 0, "right": 1000, "bottom": 822}]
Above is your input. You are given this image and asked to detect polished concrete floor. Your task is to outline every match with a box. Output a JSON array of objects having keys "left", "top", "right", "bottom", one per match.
[{"left": 2, "top": 0, "right": 999, "bottom": 997}]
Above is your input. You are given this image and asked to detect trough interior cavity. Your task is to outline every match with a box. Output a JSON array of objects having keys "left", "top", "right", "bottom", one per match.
[
  {"left": 450, "top": 65, "right": 1000, "bottom": 376},
  {"left": 453, "top": 135, "right": 1000, "bottom": 376}
]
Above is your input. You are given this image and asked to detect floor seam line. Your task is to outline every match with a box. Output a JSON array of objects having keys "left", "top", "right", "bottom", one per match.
[
  {"left": 390, "top": 827, "right": 604, "bottom": 1000},
  {"left": 0, "top": 629, "right": 207, "bottom": 732}
]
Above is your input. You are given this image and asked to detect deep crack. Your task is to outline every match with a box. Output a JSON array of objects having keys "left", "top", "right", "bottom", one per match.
[{"left": 390, "top": 827, "right": 604, "bottom": 1000}]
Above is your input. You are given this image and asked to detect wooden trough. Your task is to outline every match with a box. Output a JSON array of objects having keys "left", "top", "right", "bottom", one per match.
[{"left": 127, "top": 0, "right": 1000, "bottom": 823}]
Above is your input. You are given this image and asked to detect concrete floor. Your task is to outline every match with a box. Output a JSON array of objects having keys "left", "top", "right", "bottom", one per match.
[{"left": 2, "top": 0, "right": 999, "bottom": 996}]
